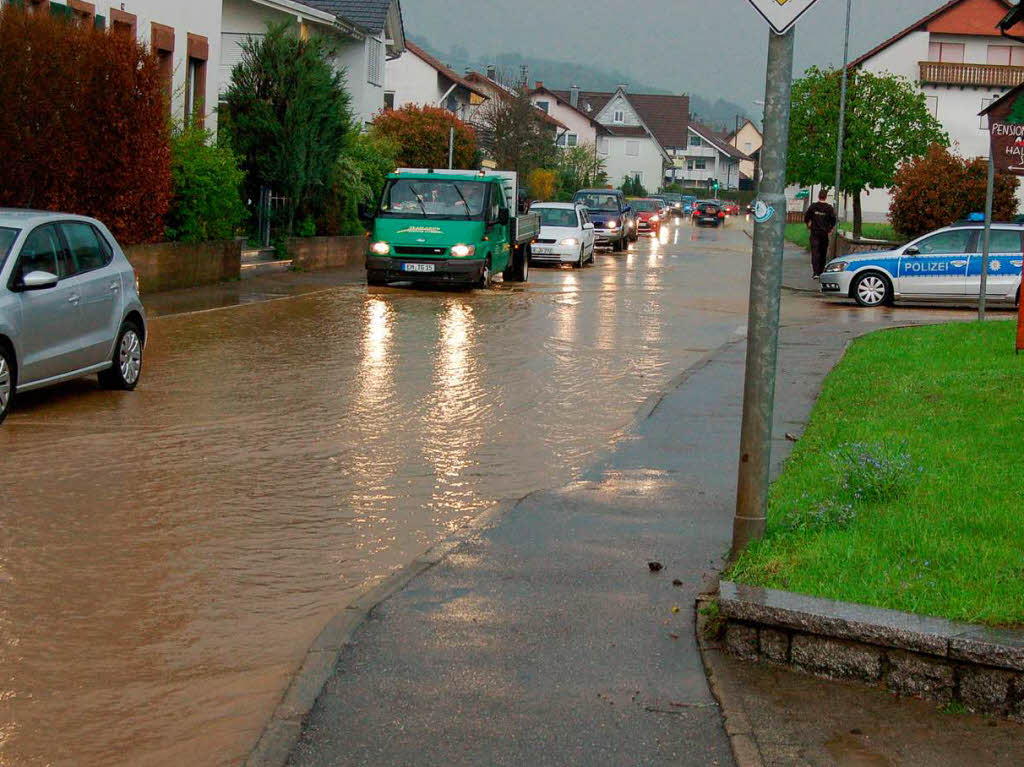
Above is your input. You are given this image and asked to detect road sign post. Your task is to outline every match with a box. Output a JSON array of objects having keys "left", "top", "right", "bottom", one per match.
[{"left": 732, "top": 0, "right": 812, "bottom": 558}]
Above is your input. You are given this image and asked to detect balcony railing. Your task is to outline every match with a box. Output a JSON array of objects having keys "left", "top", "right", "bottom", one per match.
[{"left": 919, "top": 61, "right": 1024, "bottom": 88}]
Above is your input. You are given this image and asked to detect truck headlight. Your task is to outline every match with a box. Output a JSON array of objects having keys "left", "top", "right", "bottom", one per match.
[
  {"left": 370, "top": 241, "right": 390, "bottom": 255},
  {"left": 450, "top": 243, "right": 476, "bottom": 257},
  {"left": 607, "top": 220, "right": 619, "bottom": 229},
  {"left": 824, "top": 261, "right": 848, "bottom": 273},
  {"left": 560, "top": 238, "right": 579, "bottom": 247}
]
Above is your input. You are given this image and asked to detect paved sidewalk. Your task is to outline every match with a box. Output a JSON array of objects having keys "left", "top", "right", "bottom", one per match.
[{"left": 285, "top": 321, "right": 860, "bottom": 767}]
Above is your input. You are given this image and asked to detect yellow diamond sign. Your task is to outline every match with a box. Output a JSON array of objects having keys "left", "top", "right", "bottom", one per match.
[{"left": 747, "top": 0, "right": 823, "bottom": 34}]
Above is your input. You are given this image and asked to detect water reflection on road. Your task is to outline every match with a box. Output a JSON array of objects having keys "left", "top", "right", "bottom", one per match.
[{"left": 0, "top": 222, "right": 974, "bottom": 766}]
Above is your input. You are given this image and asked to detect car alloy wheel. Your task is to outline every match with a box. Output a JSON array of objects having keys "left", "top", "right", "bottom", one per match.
[
  {"left": 0, "top": 351, "right": 12, "bottom": 422},
  {"left": 854, "top": 274, "right": 889, "bottom": 307},
  {"left": 120, "top": 328, "right": 143, "bottom": 386}
]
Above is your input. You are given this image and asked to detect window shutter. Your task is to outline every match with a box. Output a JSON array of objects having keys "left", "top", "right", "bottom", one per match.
[
  {"left": 94, "top": 14, "right": 105, "bottom": 30},
  {"left": 50, "top": 2, "right": 71, "bottom": 18}
]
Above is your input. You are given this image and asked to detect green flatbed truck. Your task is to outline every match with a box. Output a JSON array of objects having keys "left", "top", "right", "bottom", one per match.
[{"left": 366, "top": 169, "right": 539, "bottom": 288}]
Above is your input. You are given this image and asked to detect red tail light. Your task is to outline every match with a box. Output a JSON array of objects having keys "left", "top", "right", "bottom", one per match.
[{"left": 719, "top": 212, "right": 725, "bottom": 218}]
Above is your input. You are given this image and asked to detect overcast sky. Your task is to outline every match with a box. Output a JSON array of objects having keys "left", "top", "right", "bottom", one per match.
[{"left": 403, "top": 0, "right": 944, "bottom": 110}]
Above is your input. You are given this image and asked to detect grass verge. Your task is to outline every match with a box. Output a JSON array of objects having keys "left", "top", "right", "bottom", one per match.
[
  {"left": 784, "top": 222, "right": 810, "bottom": 250},
  {"left": 728, "top": 321, "right": 1024, "bottom": 627}
]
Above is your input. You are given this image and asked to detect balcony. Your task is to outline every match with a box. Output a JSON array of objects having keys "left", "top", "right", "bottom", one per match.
[{"left": 919, "top": 61, "right": 1024, "bottom": 88}]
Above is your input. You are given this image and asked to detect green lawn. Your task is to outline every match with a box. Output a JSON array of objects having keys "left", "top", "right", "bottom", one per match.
[
  {"left": 728, "top": 322, "right": 1024, "bottom": 627},
  {"left": 784, "top": 223, "right": 810, "bottom": 250},
  {"left": 785, "top": 222, "right": 900, "bottom": 251}
]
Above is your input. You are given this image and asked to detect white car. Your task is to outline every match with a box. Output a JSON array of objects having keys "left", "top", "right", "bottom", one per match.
[
  {"left": 528, "top": 203, "right": 596, "bottom": 268},
  {"left": 820, "top": 222, "right": 1023, "bottom": 307}
]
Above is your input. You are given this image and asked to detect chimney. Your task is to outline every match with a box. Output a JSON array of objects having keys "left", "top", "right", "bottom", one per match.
[
  {"left": 535, "top": 81, "right": 543, "bottom": 90},
  {"left": 486, "top": 65, "right": 496, "bottom": 81},
  {"left": 570, "top": 85, "right": 580, "bottom": 108}
]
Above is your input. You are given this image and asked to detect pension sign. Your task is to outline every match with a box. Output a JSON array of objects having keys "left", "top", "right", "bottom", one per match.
[
  {"left": 988, "top": 94, "right": 1024, "bottom": 176},
  {"left": 745, "top": 0, "right": 824, "bottom": 34}
]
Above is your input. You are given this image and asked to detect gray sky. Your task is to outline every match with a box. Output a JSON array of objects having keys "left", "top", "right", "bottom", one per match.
[{"left": 403, "top": 0, "right": 943, "bottom": 110}]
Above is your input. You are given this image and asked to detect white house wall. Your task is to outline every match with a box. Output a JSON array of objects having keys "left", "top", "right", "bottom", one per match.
[
  {"left": 531, "top": 97, "right": 598, "bottom": 146},
  {"left": 600, "top": 137, "right": 664, "bottom": 190},
  {"left": 87, "top": 0, "right": 222, "bottom": 132}
]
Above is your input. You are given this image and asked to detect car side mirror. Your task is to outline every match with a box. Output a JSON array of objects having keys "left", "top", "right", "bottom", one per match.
[
  {"left": 904, "top": 246, "right": 920, "bottom": 256},
  {"left": 583, "top": 222, "right": 595, "bottom": 231},
  {"left": 498, "top": 208, "right": 510, "bottom": 226},
  {"left": 20, "top": 270, "right": 59, "bottom": 291}
]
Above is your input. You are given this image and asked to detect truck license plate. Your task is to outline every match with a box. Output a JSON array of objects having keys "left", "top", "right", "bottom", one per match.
[{"left": 403, "top": 263, "right": 435, "bottom": 273}]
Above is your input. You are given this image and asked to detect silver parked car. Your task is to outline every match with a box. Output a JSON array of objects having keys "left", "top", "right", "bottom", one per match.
[{"left": 0, "top": 210, "right": 147, "bottom": 424}]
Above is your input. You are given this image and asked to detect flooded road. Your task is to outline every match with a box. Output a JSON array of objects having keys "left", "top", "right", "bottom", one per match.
[{"left": 0, "top": 222, "right": 970, "bottom": 766}]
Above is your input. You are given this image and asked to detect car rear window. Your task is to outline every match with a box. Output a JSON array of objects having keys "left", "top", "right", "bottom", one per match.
[{"left": 0, "top": 227, "right": 18, "bottom": 271}]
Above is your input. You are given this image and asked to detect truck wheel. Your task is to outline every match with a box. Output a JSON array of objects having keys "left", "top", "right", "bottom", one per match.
[
  {"left": 505, "top": 247, "right": 529, "bottom": 283},
  {"left": 367, "top": 270, "right": 387, "bottom": 286},
  {"left": 479, "top": 257, "right": 492, "bottom": 288}
]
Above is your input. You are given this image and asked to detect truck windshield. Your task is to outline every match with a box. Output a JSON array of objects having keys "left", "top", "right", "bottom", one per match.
[
  {"left": 574, "top": 192, "right": 620, "bottom": 212},
  {"left": 379, "top": 179, "right": 489, "bottom": 219}
]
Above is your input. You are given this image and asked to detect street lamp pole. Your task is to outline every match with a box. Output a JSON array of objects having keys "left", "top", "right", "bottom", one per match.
[
  {"left": 731, "top": 27, "right": 796, "bottom": 558},
  {"left": 832, "top": 0, "right": 853, "bottom": 253}
]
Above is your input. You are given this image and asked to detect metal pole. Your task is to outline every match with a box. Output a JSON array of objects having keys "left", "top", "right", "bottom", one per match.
[
  {"left": 732, "top": 27, "right": 796, "bottom": 559},
  {"left": 448, "top": 127, "right": 455, "bottom": 170},
  {"left": 980, "top": 146, "right": 995, "bottom": 321},
  {"left": 832, "top": 0, "right": 853, "bottom": 253}
]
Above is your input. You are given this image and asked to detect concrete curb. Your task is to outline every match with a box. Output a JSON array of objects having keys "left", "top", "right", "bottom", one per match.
[
  {"left": 696, "top": 596, "right": 765, "bottom": 767},
  {"left": 243, "top": 498, "right": 518, "bottom": 767}
]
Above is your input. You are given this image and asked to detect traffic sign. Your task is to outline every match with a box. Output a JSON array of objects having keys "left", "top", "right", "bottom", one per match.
[{"left": 746, "top": 0, "right": 823, "bottom": 34}]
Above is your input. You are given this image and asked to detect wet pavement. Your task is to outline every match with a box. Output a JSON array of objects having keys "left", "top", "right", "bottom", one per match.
[{"left": 0, "top": 220, "right": 984, "bottom": 766}]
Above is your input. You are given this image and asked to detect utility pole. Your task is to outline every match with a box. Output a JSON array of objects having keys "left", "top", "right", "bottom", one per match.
[
  {"left": 448, "top": 127, "right": 455, "bottom": 170},
  {"left": 832, "top": 0, "right": 853, "bottom": 253},
  {"left": 731, "top": 27, "right": 796, "bottom": 558}
]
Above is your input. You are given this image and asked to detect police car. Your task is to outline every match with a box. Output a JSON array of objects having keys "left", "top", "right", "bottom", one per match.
[{"left": 820, "top": 221, "right": 1023, "bottom": 307}]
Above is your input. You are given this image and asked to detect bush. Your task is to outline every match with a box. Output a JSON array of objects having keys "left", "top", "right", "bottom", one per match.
[
  {"left": 372, "top": 105, "right": 477, "bottom": 169},
  {"left": 620, "top": 175, "right": 648, "bottom": 197},
  {"left": 528, "top": 169, "right": 557, "bottom": 201},
  {"left": 320, "top": 134, "right": 399, "bottom": 236},
  {"left": 166, "top": 124, "right": 246, "bottom": 243},
  {"left": 890, "top": 144, "right": 1019, "bottom": 238},
  {"left": 0, "top": 5, "right": 171, "bottom": 244}
]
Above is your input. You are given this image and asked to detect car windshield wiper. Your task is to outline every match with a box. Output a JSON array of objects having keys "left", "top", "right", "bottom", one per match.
[
  {"left": 451, "top": 184, "right": 472, "bottom": 219},
  {"left": 408, "top": 184, "right": 431, "bottom": 217}
]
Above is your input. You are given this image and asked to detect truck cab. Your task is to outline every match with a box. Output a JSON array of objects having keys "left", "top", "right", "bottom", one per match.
[{"left": 367, "top": 170, "right": 537, "bottom": 288}]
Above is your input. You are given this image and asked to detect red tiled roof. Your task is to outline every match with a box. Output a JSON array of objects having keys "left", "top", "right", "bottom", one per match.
[
  {"left": 464, "top": 72, "right": 569, "bottom": 130},
  {"left": 690, "top": 122, "right": 751, "bottom": 161},
  {"left": 849, "top": 0, "right": 1017, "bottom": 69},
  {"left": 404, "top": 41, "right": 490, "bottom": 101}
]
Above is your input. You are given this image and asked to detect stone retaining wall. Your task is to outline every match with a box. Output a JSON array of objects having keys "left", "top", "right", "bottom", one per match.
[
  {"left": 719, "top": 581, "right": 1024, "bottom": 720},
  {"left": 286, "top": 235, "right": 366, "bottom": 271},
  {"left": 125, "top": 240, "right": 241, "bottom": 294},
  {"left": 827, "top": 231, "right": 904, "bottom": 262}
]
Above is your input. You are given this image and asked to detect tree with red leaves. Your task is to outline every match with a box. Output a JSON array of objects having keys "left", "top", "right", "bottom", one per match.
[
  {"left": 371, "top": 105, "right": 478, "bottom": 170},
  {"left": 0, "top": 6, "right": 172, "bottom": 245}
]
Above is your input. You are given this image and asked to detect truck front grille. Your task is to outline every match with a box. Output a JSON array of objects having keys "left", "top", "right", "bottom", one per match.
[{"left": 394, "top": 246, "right": 447, "bottom": 256}]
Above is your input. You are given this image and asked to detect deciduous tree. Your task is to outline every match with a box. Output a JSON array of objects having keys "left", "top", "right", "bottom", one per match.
[
  {"left": 480, "top": 86, "right": 558, "bottom": 177},
  {"left": 371, "top": 105, "right": 477, "bottom": 169},
  {"left": 787, "top": 67, "right": 948, "bottom": 238}
]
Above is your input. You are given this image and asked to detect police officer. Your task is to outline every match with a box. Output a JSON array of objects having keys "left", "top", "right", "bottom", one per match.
[{"left": 804, "top": 189, "right": 837, "bottom": 279}]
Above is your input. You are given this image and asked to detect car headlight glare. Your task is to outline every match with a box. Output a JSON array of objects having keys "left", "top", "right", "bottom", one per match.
[
  {"left": 370, "top": 241, "right": 390, "bottom": 255},
  {"left": 560, "top": 238, "right": 579, "bottom": 247},
  {"left": 607, "top": 220, "right": 619, "bottom": 229},
  {"left": 450, "top": 243, "right": 476, "bottom": 257},
  {"left": 651, "top": 215, "right": 660, "bottom": 223},
  {"left": 824, "top": 261, "right": 848, "bottom": 273}
]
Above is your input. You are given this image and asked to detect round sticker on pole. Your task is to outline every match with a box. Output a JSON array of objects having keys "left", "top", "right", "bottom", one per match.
[{"left": 752, "top": 200, "right": 775, "bottom": 224}]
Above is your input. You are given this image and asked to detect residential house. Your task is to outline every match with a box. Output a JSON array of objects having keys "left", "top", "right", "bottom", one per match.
[
  {"left": 385, "top": 40, "right": 489, "bottom": 120},
  {"left": 545, "top": 87, "right": 691, "bottom": 191},
  {"left": 850, "top": 0, "right": 1024, "bottom": 218},
  {"left": 676, "top": 122, "right": 749, "bottom": 192},
  {"left": 726, "top": 119, "right": 763, "bottom": 188},
  {"left": 220, "top": 0, "right": 405, "bottom": 127},
  {"left": 529, "top": 84, "right": 608, "bottom": 149},
  {"left": 5, "top": 0, "right": 223, "bottom": 131}
]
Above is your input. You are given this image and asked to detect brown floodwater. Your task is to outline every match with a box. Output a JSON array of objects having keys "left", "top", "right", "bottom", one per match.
[{"left": 0, "top": 224, "right": 963, "bottom": 766}]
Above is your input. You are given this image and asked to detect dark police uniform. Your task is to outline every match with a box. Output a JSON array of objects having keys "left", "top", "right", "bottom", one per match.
[{"left": 804, "top": 201, "right": 837, "bottom": 277}]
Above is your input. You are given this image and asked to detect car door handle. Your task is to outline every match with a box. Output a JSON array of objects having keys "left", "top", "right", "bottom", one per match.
[
  {"left": 68, "top": 294, "right": 80, "bottom": 305},
  {"left": 109, "top": 281, "right": 120, "bottom": 292},
  {"left": 951, "top": 260, "right": 968, "bottom": 268}
]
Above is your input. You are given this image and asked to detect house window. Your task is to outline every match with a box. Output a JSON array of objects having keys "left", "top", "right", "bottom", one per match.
[
  {"left": 981, "top": 97, "right": 995, "bottom": 129},
  {"left": 987, "top": 45, "right": 1024, "bottom": 66},
  {"left": 368, "top": 38, "right": 384, "bottom": 86},
  {"left": 384, "top": 92, "right": 395, "bottom": 111},
  {"left": 625, "top": 140, "right": 640, "bottom": 156},
  {"left": 688, "top": 159, "right": 707, "bottom": 171},
  {"left": 68, "top": 0, "right": 94, "bottom": 24},
  {"left": 110, "top": 8, "right": 136, "bottom": 37},
  {"left": 613, "top": 110, "right": 624, "bottom": 123},
  {"left": 926, "top": 95, "right": 938, "bottom": 118},
  {"left": 536, "top": 100, "right": 549, "bottom": 114},
  {"left": 928, "top": 42, "right": 964, "bottom": 63},
  {"left": 690, "top": 134, "right": 702, "bottom": 147},
  {"left": 556, "top": 132, "right": 567, "bottom": 147},
  {"left": 185, "top": 33, "right": 209, "bottom": 125},
  {"left": 597, "top": 137, "right": 609, "bottom": 155},
  {"left": 151, "top": 23, "right": 175, "bottom": 112},
  {"left": 567, "top": 133, "right": 578, "bottom": 147}
]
